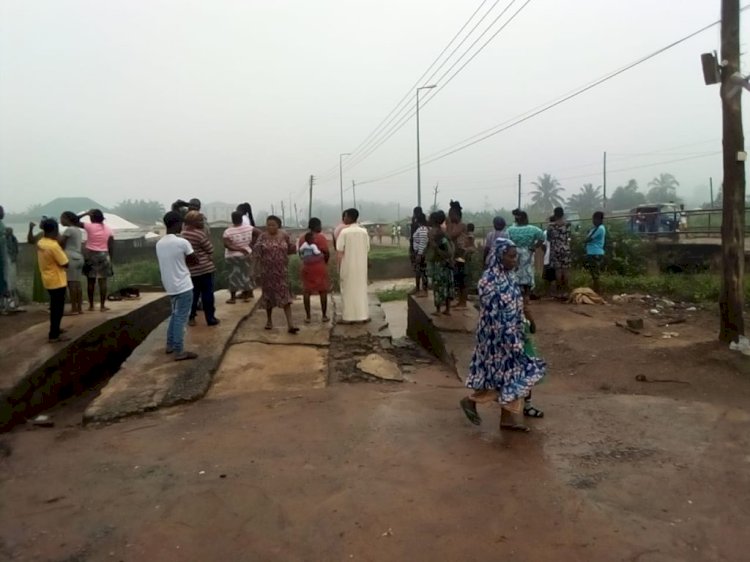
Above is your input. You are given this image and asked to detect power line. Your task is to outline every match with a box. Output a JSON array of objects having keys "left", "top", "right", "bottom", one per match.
[
  {"left": 355, "top": 12, "right": 745, "bottom": 187},
  {"left": 342, "top": 0, "right": 530, "bottom": 174},
  {"left": 344, "top": 0, "right": 502, "bottom": 167},
  {"left": 314, "top": 0, "right": 495, "bottom": 182}
]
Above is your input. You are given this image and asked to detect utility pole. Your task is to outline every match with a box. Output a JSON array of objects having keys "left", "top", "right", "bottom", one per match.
[
  {"left": 339, "top": 153, "right": 350, "bottom": 215},
  {"left": 308, "top": 174, "right": 314, "bottom": 222},
  {"left": 432, "top": 182, "right": 439, "bottom": 211},
  {"left": 294, "top": 203, "right": 299, "bottom": 227},
  {"left": 352, "top": 180, "right": 357, "bottom": 209},
  {"left": 517, "top": 174, "right": 522, "bottom": 209},
  {"left": 603, "top": 151, "right": 608, "bottom": 209},
  {"left": 710, "top": 176, "right": 715, "bottom": 207},
  {"left": 281, "top": 200, "right": 286, "bottom": 226},
  {"left": 719, "top": 0, "right": 746, "bottom": 343}
]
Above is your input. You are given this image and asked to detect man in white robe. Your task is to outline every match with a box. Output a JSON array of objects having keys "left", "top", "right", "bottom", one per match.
[{"left": 337, "top": 208, "right": 370, "bottom": 323}]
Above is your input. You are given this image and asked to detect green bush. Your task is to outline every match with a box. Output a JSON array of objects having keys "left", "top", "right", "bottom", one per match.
[{"left": 570, "top": 221, "right": 647, "bottom": 276}]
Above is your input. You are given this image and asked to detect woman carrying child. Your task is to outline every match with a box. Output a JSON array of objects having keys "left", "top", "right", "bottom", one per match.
[{"left": 298, "top": 217, "right": 331, "bottom": 323}]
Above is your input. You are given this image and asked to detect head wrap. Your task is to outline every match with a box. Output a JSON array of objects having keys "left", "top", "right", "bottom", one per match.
[
  {"left": 488, "top": 237, "right": 517, "bottom": 271},
  {"left": 493, "top": 216, "right": 507, "bottom": 231}
]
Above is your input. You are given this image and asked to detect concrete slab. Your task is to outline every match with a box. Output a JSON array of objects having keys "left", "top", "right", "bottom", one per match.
[
  {"left": 0, "top": 294, "right": 170, "bottom": 431},
  {"left": 210, "top": 342, "right": 327, "bottom": 395},
  {"left": 356, "top": 354, "right": 403, "bottom": 381},
  {"left": 332, "top": 294, "right": 391, "bottom": 342},
  {"left": 83, "top": 297, "right": 256, "bottom": 424},
  {"left": 233, "top": 297, "right": 331, "bottom": 347}
]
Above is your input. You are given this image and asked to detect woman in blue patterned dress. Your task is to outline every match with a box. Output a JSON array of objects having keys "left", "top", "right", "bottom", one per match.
[{"left": 459, "top": 238, "right": 546, "bottom": 431}]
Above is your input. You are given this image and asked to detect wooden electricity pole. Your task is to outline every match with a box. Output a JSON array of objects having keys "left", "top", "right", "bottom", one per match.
[{"left": 719, "top": 0, "right": 746, "bottom": 342}]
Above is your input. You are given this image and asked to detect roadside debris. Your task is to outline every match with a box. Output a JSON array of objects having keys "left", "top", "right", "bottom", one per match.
[
  {"left": 626, "top": 318, "right": 644, "bottom": 330},
  {"left": 729, "top": 336, "right": 750, "bottom": 356},
  {"left": 657, "top": 318, "right": 686, "bottom": 327},
  {"left": 29, "top": 415, "right": 54, "bottom": 427},
  {"left": 568, "top": 288, "right": 605, "bottom": 305}
]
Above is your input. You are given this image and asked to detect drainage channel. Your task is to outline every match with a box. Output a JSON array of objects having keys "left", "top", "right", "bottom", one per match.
[{"left": 0, "top": 296, "right": 170, "bottom": 432}]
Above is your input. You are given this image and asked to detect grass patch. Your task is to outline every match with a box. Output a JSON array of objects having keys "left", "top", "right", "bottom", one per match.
[
  {"left": 376, "top": 287, "right": 411, "bottom": 302},
  {"left": 562, "top": 270, "right": 750, "bottom": 303},
  {"left": 111, "top": 260, "right": 162, "bottom": 292},
  {"left": 370, "top": 246, "right": 409, "bottom": 259}
]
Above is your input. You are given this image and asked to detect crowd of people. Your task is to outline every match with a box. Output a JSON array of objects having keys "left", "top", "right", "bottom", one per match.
[
  {"left": 154, "top": 201, "right": 371, "bottom": 361},
  {"left": 407, "top": 203, "right": 607, "bottom": 432},
  {"left": 4, "top": 195, "right": 607, "bottom": 434}
]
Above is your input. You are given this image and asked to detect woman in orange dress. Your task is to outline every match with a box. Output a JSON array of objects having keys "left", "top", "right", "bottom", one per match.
[{"left": 297, "top": 217, "right": 331, "bottom": 323}]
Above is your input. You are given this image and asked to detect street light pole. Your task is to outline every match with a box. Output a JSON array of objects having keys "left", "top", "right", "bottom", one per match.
[
  {"left": 339, "top": 152, "right": 351, "bottom": 215},
  {"left": 416, "top": 85, "right": 437, "bottom": 208}
]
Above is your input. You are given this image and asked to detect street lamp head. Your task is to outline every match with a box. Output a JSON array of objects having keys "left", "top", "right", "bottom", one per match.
[{"left": 418, "top": 84, "right": 437, "bottom": 91}]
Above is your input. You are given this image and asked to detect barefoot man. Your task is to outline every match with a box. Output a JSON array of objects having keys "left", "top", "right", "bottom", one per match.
[{"left": 336, "top": 208, "right": 370, "bottom": 323}]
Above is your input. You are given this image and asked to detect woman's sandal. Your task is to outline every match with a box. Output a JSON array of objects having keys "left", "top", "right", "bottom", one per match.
[
  {"left": 523, "top": 405, "right": 544, "bottom": 418},
  {"left": 459, "top": 398, "right": 482, "bottom": 426},
  {"left": 288, "top": 327, "right": 300, "bottom": 334},
  {"left": 264, "top": 323, "right": 273, "bottom": 330},
  {"left": 500, "top": 423, "right": 531, "bottom": 432}
]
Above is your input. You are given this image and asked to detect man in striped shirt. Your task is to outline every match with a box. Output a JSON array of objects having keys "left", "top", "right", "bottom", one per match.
[
  {"left": 411, "top": 215, "right": 429, "bottom": 296},
  {"left": 182, "top": 211, "right": 220, "bottom": 327}
]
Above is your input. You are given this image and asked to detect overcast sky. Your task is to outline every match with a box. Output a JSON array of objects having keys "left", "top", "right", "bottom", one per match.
[{"left": 1, "top": 0, "right": 748, "bottom": 215}]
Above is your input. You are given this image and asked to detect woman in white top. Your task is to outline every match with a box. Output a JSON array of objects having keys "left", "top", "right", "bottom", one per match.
[{"left": 59, "top": 211, "right": 84, "bottom": 314}]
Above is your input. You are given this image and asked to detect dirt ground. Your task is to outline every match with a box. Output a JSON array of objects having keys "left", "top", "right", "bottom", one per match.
[{"left": 2, "top": 298, "right": 750, "bottom": 561}]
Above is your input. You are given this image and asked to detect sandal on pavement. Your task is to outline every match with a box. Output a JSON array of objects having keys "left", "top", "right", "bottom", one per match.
[
  {"left": 523, "top": 405, "right": 544, "bottom": 418},
  {"left": 264, "top": 323, "right": 273, "bottom": 330},
  {"left": 460, "top": 397, "right": 482, "bottom": 426},
  {"left": 288, "top": 327, "right": 300, "bottom": 334}
]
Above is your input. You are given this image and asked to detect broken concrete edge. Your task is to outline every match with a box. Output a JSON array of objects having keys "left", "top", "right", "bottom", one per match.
[
  {"left": 329, "top": 292, "right": 405, "bottom": 384},
  {"left": 356, "top": 353, "right": 404, "bottom": 382},
  {"left": 1, "top": 296, "right": 171, "bottom": 433},
  {"left": 406, "top": 296, "right": 458, "bottom": 375},
  {"left": 82, "top": 300, "right": 261, "bottom": 426}
]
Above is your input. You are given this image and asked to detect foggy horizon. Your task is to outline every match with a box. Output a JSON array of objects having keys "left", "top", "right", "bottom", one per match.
[{"left": 2, "top": 0, "right": 748, "bottom": 216}]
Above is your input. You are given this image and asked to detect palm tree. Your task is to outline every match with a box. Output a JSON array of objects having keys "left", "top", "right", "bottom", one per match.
[
  {"left": 647, "top": 173, "right": 680, "bottom": 202},
  {"left": 530, "top": 174, "right": 565, "bottom": 213},
  {"left": 567, "top": 184, "right": 603, "bottom": 217}
]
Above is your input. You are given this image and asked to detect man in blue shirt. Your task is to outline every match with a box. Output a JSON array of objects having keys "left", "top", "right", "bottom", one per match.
[{"left": 585, "top": 211, "right": 606, "bottom": 293}]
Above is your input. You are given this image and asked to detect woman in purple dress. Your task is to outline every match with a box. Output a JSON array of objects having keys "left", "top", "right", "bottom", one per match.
[{"left": 255, "top": 215, "right": 299, "bottom": 334}]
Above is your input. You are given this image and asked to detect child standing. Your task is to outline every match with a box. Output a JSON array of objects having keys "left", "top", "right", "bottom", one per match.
[{"left": 35, "top": 218, "right": 69, "bottom": 343}]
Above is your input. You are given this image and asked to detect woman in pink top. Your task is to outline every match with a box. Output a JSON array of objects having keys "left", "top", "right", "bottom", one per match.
[{"left": 79, "top": 209, "right": 114, "bottom": 311}]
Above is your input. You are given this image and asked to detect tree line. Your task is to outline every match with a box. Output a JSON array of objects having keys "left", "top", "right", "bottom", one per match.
[{"left": 528, "top": 172, "right": 686, "bottom": 218}]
